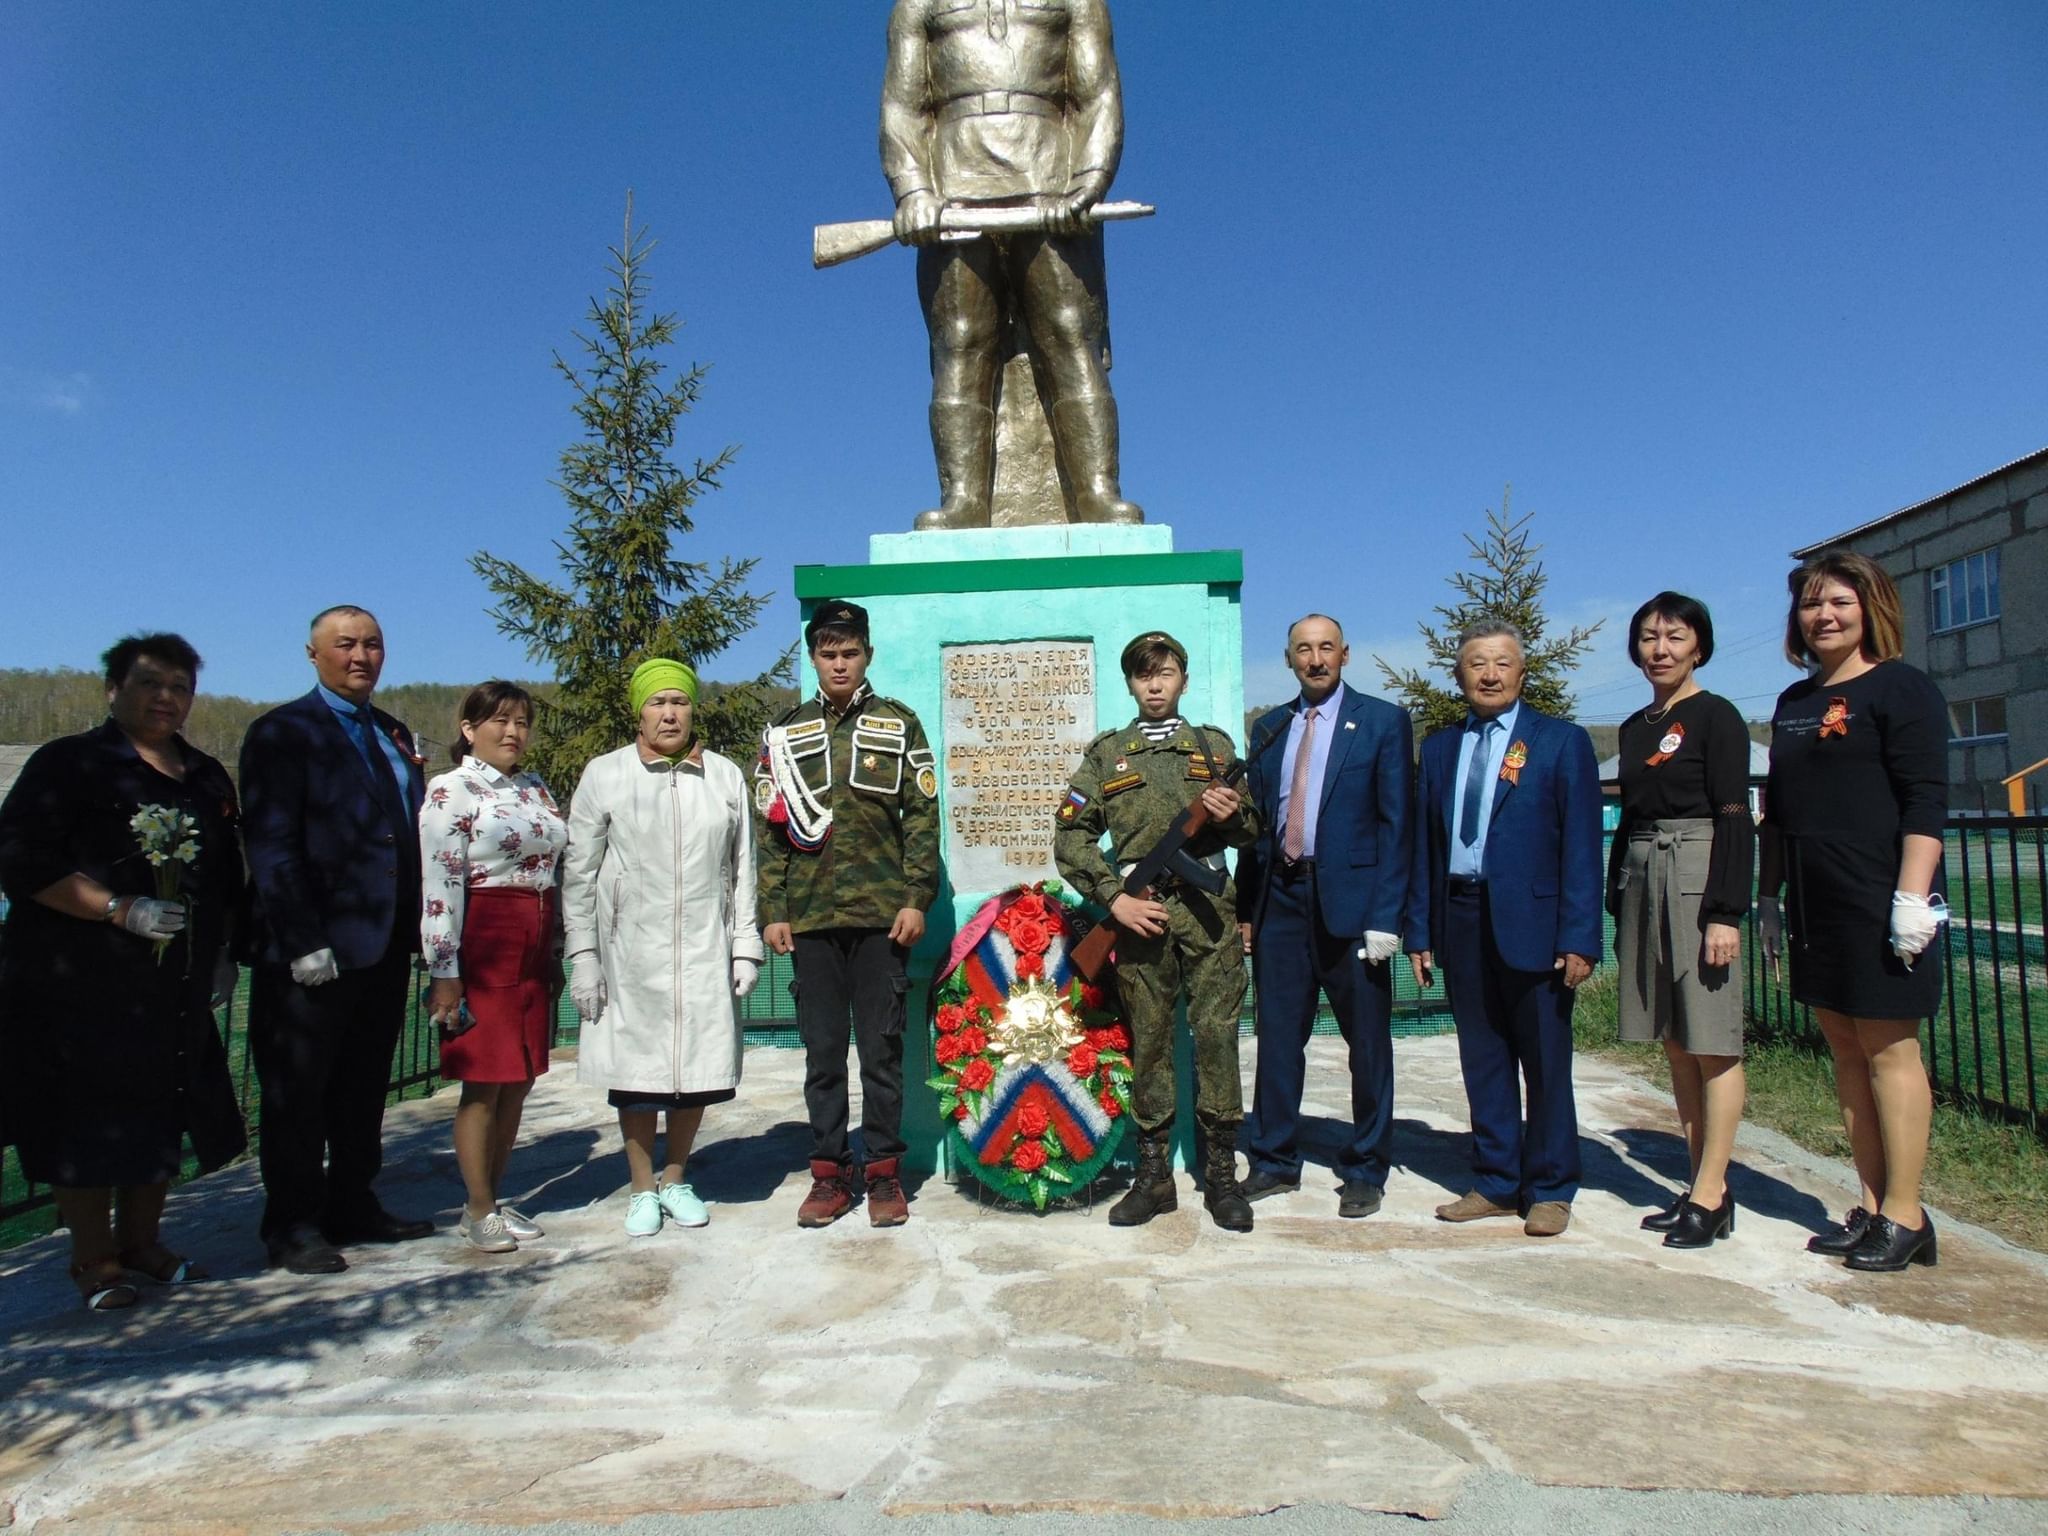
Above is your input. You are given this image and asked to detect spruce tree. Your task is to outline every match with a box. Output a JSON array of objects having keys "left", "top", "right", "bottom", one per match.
[
  {"left": 1375, "top": 488, "right": 1603, "bottom": 736},
  {"left": 473, "top": 194, "right": 789, "bottom": 792}
]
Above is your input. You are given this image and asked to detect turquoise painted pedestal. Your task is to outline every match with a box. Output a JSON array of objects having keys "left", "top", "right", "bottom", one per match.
[{"left": 790, "top": 525, "right": 1244, "bottom": 1180}]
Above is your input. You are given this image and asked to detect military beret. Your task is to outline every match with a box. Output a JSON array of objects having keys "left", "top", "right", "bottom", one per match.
[
  {"left": 805, "top": 599, "right": 871, "bottom": 648},
  {"left": 1119, "top": 630, "right": 1188, "bottom": 674}
]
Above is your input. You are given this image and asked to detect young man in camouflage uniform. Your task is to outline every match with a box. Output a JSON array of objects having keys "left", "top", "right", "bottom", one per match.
[
  {"left": 755, "top": 600, "right": 940, "bottom": 1229},
  {"left": 1053, "top": 631, "right": 1259, "bottom": 1231}
]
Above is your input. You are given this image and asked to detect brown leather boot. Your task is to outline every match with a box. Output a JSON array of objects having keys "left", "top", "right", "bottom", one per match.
[
  {"left": 1108, "top": 1131, "right": 1177, "bottom": 1227},
  {"left": 797, "top": 1159, "right": 854, "bottom": 1228},
  {"left": 865, "top": 1157, "right": 910, "bottom": 1228}
]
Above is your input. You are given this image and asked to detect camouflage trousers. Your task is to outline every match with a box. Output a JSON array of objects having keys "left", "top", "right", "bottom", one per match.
[{"left": 1113, "top": 892, "right": 1247, "bottom": 1135}]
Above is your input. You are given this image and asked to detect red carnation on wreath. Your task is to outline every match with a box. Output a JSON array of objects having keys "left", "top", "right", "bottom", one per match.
[
  {"left": 1006, "top": 889, "right": 1046, "bottom": 922},
  {"left": 955, "top": 1024, "right": 989, "bottom": 1056},
  {"left": 935, "top": 1002, "right": 967, "bottom": 1033},
  {"left": 1016, "top": 1102, "right": 1051, "bottom": 1139},
  {"left": 1067, "top": 1043, "right": 1099, "bottom": 1077},
  {"left": 1008, "top": 914, "right": 1051, "bottom": 956},
  {"left": 1087, "top": 1025, "right": 1129, "bottom": 1053},
  {"left": 959, "top": 1058, "right": 995, "bottom": 1093},
  {"left": 1014, "top": 951, "right": 1044, "bottom": 980},
  {"left": 1078, "top": 983, "right": 1105, "bottom": 1011},
  {"left": 934, "top": 1032, "right": 970, "bottom": 1065},
  {"left": 1012, "top": 1141, "right": 1048, "bottom": 1172},
  {"left": 1100, "top": 1086, "right": 1121, "bottom": 1118}
]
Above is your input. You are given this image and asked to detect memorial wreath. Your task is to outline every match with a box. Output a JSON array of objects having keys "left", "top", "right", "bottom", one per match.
[{"left": 928, "top": 882, "right": 1134, "bottom": 1209}]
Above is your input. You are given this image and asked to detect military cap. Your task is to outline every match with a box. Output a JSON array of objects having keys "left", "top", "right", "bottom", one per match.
[
  {"left": 1119, "top": 629, "right": 1188, "bottom": 675},
  {"left": 805, "top": 598, "right": 871, "bottom": 649}
]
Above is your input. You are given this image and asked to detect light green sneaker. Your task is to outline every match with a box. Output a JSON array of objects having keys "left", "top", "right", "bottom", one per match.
[
  {"left": 658, "top": 1181, "right": 709, "bottom": 1228},
  {"left": 623, "top": 1189, "right": 663, "bottom": 1238}
]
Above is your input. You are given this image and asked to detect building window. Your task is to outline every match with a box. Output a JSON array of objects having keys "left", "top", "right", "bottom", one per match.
[
  {"left": 1949, "top": 695, "right": 2008, "bottom": 744},
  {"left": 1928, "top": 547, "right": 2001, "bottom": 633}
]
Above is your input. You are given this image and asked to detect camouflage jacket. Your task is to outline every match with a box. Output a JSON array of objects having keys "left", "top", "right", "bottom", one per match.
[
  {"left": 753, "top": 683, "right": 940, "bottom": 933},
  {"left": 1052, "top": 718, "right": 1259, "bottom": 912}
]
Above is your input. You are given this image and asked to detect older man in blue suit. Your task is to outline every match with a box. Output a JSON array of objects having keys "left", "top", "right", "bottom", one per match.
[
  {"left": 1408, "top": 618, "right": 1602, "bottom": 1237},
  {"left": 1237, "top": 615, "right": 1413, "bottom": 1216},
  {"left": 241, "top": 605, "right": 433, "bottom": 1274}
]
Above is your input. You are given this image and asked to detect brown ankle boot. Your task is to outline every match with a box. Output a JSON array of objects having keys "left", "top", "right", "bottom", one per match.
[
  {"left": 1108, "top": 1131, "right": 1177, "bottom": 1227},
  {"left": 865, "top": 1157, "right": 909, "bottom": 1227},
  {"left": 797, "top": 1159, "right": 854, "bottom": 1228},
  {"left": 1201, "top": 1131, "right": 1253, "bottom": 1233}
]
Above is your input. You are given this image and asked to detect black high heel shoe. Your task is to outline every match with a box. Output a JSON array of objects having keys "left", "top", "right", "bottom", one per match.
[
  {"left": 1844, "top": 1211, "right": 1937, "bottom": 1272},
  {"left": 1806, "top": 1206, "right": 1871, "bottom": 1255},
  {"left": 1662, "top": 1193, "right": 1735, "bottom": 1249},
  {"left": 1640, "top": 1191, "right": 1689, "bottom": 1232}
]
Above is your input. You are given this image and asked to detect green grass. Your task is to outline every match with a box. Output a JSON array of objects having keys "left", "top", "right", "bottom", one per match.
[{"left": 1573, "top": 968, "right": 2048, "bottom": 1253}]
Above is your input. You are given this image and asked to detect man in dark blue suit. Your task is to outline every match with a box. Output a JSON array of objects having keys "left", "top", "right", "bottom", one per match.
[
  {"left": 1236, "top": 615, "right": 1413, "bottom": 1216},
  {"left": 1407, "top": 619, "right": 1602, "bottom": 1237},
  {"left": 241, "top": 605, "right": 433, "bottom": 1273}
]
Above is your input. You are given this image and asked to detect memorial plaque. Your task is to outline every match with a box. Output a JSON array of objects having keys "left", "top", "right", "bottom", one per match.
[{"left": 940, "top": 640, "right": 1097, "bottom": 893}]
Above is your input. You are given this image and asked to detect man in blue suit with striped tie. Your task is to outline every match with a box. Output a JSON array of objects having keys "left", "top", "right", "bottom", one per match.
[{"left": 1407, "top": 618, "right": 1602, "bottom": 1237}]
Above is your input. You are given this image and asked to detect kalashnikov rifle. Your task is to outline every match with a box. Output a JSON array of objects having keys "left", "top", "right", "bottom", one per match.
[
  {"left": 812, "top": 200, "right": 1155, "bottom": 269},
  {"left": 1067, "top": 724, "right": 1286, "bottom": 982}
]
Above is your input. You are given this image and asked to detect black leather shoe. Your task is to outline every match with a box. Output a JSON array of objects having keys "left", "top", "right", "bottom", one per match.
[
  {"left": 323, "top": 1207, "right": 435, "bottom": 1246},
  {"left": 1240, "top": 1170, "right": 1300, "bottom": 1203},
  {"left": 267, "top": 1225, "right": 347, "bottom": 1275},
  {"left": 1640, "top": 1191, "right": 1689, "bottom": 1232},
  {"left": 1806, "top": 1206, "right": 1872, "bottom": 1255},
  {"left": 1662, "top": 1194, "right": 1735, "bottom": 1249},
  {"left": 1844, "top": 1211, "right": 1937, "bottom": 1272},
  {"left": 1337, "top": 1180, "right": 1384, "bottom": 1219}
]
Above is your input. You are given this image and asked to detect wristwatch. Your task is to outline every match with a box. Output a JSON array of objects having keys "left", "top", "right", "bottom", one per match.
[{"left": 103, "top": 895, "right": 122, "bottom": 922}]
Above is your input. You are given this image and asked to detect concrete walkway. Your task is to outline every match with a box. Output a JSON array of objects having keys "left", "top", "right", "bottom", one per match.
[{"left": 3, "top": 1038, "right": 2045, "bottom": 1532}]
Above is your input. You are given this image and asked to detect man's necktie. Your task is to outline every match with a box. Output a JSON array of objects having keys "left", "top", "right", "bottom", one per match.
[
  {"left": 342, "top": 706, "right": 408, "bottom": 831},
  {"left": 1282, "top": 706, "right": 1318, "bottom": 862},
  {"left": 1458, "top": 719, "right": 1498, "bottom": 849}
]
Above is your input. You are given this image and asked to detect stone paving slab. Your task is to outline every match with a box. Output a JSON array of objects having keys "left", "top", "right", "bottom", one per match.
[{"left": 3, "top": 1037, "right": 2046, "bottom": 1531}]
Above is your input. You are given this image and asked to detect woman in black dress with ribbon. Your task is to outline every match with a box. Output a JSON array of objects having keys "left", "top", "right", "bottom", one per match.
[
  {"left": 1758, "top": 553, "right": 1947, "bottom": 1272},
  {"left": 0, "top": 634, "right": 246, "bottom": 1311}
]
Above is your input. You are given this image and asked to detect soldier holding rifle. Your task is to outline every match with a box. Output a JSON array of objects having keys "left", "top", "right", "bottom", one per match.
[
  {"left": 880, "top": 0, "right": 1143, "bottom": 529},
  {"left": 1053, "top": 632, "right": 1259, "bottom": 1232}
]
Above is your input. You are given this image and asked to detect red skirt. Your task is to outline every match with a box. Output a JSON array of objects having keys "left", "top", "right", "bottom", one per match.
[{"left": 442, "top": 887, "right": 558, "bottom": 1083}]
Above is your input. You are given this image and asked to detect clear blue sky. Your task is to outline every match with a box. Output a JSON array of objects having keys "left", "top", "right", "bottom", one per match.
[{"left": 4, "top": 2, "right": 2043, "bottom": 724}]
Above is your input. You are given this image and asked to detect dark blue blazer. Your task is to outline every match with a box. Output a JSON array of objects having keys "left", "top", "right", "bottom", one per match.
[
  {"left": 1237, "top": 684, "right": 1414, "bottom": 938},
  {"left": 1407, "top": 703, "right": 1603, "bottom": 973},
  {"left": 239, "top": 689, "right": 427, "bottom": 970}
]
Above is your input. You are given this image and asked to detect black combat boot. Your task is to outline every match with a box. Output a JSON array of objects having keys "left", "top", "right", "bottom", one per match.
[
  {"left": 1201, "top": 1131, "right": 1253, "bottom": 1233},
  {"left": 1108, "top": 1131, "right": 1177, "bottom": 1227}
]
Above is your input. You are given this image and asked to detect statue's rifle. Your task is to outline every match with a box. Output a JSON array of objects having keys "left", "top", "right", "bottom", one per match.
[
  {"left": 812, "top": 200, "right": 1155, "bottom": 270},
  {"left": 1067, "top": 724, "right": 1285, "bottom": 982}
]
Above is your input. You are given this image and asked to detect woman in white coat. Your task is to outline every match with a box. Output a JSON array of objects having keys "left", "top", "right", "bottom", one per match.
[{"left": 562, "top": 659, "right": 764, "bottom": 1236}]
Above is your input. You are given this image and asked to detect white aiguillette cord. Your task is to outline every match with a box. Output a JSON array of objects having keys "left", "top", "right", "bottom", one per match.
[{"left": 768, "top": 726, "right": 833, "bottom": 846}]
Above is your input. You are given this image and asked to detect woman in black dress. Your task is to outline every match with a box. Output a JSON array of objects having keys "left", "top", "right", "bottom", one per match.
[
  {"left": 1758, "top": 552, "right": 1947, "bottom": 1272},
  {"left": 1609, "top": 593, "right": 1754, "bottom": 1249},
  {"left": 0, "top": 634, "right": 246, "bottom": 1310}
]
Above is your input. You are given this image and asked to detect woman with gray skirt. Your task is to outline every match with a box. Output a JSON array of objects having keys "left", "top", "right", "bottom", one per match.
[{"left": 1608, "top": 593, "right": 1754, "bottom": 1249}]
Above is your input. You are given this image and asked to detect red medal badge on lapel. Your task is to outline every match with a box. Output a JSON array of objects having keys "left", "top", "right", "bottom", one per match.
[
  {"left": 389, "top": 726, "right": 426, "bottom": 768},
  {"left": 1500, "top": 740, "right": 1528, "bottom": 786},
  {"left": 1818, "top": 698, "right": 1850, "bottom": 739},
  {"left": 1646, "top": 721, "right": 1685, "bottom": 766}
]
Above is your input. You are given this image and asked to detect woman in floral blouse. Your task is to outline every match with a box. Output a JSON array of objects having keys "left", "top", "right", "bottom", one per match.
[{"left": 418, "top": 681, "right": 568, "bottom": 1253}]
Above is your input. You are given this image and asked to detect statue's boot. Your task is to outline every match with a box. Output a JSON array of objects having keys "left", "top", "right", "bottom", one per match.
[
  {"left": 1052, "top": 394, "right": 1143, "bottom": 524},
  {"left": 914, "top": 400, "right": 995, "bottom": 531}
]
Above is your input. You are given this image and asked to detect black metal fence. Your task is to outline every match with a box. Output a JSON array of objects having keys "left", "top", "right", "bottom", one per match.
[{"left": 6, "top": 812, "right": 2042, "bottom": 1245}]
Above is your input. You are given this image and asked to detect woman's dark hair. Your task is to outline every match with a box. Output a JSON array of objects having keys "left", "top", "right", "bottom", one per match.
[
  {"left": 102, "top": 632, "right": 202, "bottom": 688},
  {"left": 1784, "top": 549, "right": 1904, "bottom": 666},
  {"left": 452, "top": 680, "right": 534, "bottom": 763},
  {"left": 1626, "top": 592, "right": 1715, "bottom": 669}
]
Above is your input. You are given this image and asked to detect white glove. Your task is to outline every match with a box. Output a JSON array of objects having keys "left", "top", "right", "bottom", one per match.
[
  {"left": 1890, "top": 892, "right": 1948, "bottom": 964},
  {"left": 1356, "top": 930, "right": 1401, "bottom": 965},
  {"left": 121, "top": 897, "right": 187, "bottom": 940},
  {"left": 210, "top": 952, "right": 240, "bottom": 1008},
  {"left": 1756, "top": 897, "right": 1783, "bottom": 967},
  {"left": 731, "top": 957, "right": 761, "bottom": 999},
  {"left": 290, "top": 948, "right": 339, "bottom": 986},
  {"left": 569, "top": 950, "right": 607, "bottom": 1021}
]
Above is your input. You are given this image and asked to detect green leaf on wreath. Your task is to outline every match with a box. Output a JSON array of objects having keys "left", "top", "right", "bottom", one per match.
[
  {"left": 1046, "top": 1164, "right": 1072, "bottom": 1185},
  {"left": 939, "top": 1094, "right": 960, "bottom": 1116},
  {"left": 1112, "top": 1080, "right": 1133, "bottom": 1111},
  {"left": 1029, "top": 1179, "right": 1049, "bottom": 1212},
  {"left": 925, "top": 1073, "right": 954, "bottom": 1092},
  {"left": 1041, "top": 1130, "right": 1061, "bottom": 1156}
]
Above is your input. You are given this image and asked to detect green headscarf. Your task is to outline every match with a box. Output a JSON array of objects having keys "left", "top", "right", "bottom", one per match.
[{"left": 629, "top": 657, "right": 699, "bottom": 717}]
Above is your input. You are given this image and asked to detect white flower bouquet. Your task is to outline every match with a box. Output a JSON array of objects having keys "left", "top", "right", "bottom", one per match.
[{"left": 130, "top": 803, "right": 201, "bottom": 962}]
